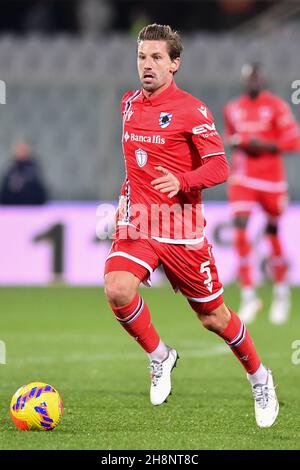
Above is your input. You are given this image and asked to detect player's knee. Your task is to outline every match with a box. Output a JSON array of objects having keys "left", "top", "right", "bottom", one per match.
[
  {"left": 265, "top": 221, "right": 278, "bottom": 235},
  {"left": 198, "top": 304, "right": 231, "bottom": 333},
  {"left": 199, "top": 314, "right": 223, "bottom": 333},
  {"left": 104, "top": 273, "right": 136, "bottom": 307},
  {"left": 199, "top": 314, "right": 218, "bottom": 332},
  {"left": 233, "top": 215, "right": 249, "bottom": 230},
  {"left": 189, "top": 299, "right": 229, "bottom": 333}
]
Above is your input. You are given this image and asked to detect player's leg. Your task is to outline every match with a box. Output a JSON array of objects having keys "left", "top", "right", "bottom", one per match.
[
  {"left": 233, "top": 213, "right": 262, "bottom": 323},
  {"left": 161, "top": 241, "right": 278, "bottom": 427},
  {"left": 263, "top": 192, "right": 290, "bottom": 323},
  {"left": 104, "top": 242, "right": 177, "bottom": 405},
  {"left": 234, "top": 213, "right": 252, "bottom": 286},
  {"left": 229, "top": 183, "right": 261, "bottom": 323},
  {"left": 104, "top": 261, "right": 165, "bottom": 359},
  {"left": 189, "top": 299, "right": 279, "bottom": 428}
]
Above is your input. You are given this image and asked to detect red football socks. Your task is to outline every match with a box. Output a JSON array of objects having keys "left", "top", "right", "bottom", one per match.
[
  {"left": 268, "top": 233, "right": 288, "bottom": 283},
  {"left": 235, "top": 228, "right": 253, "bottom": 287},
  {"left": 219, "top": 308, "right": 261, "bottom": 374},
  {"left": 111, "top": 293, "right": 160, "bottom": 353}
]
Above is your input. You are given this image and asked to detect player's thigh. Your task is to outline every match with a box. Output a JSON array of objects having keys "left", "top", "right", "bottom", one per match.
[
  {"left": 228, "top": 183, "right": 257, "bottom": 218},
  {"left": 159, "top": 241, "right": 224, "bottom": 306},
  {"left": 259, "top": 191, "right": 288, "bottom": 217},
  {"left": 104, "top": 236, "right": 160, "bottom": 295}
]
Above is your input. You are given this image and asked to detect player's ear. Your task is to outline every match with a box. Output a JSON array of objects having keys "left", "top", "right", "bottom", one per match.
[{"left": 170, "top": 58, "right": 180, "bottom": 74}]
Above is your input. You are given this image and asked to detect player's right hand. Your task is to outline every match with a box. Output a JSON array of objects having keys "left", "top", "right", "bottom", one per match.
[
  {"left": 245, "top": 138, "right": 263, "bottom": 156},
  {"left": 115, "top": 195, "right": 126, "bottom": 226}
]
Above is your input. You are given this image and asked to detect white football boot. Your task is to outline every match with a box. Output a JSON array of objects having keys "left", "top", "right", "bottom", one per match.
[
  {"left": 250, "top": 369, "right": 279, "bottom": 428},
  {"left": 269, "top": 285, "right": 291, "bottom": 325},
  {"left": 238, "top": 297, "right": 262, "bottom": 324},
  {"left": 149, "top": 348, "right": 179, "bottom": 406}
]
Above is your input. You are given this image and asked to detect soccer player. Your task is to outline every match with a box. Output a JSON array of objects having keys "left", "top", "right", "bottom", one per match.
[
  {"left": 224, "top": 63, "right": 300, "bottom": 324},
  {"left": 104, "top": 25, "right": 279, "bottom": 428}
]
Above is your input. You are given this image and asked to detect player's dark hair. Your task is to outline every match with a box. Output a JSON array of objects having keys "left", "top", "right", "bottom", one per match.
[{"left": 137, "top": 24, "right": 183, "bottom": 61}]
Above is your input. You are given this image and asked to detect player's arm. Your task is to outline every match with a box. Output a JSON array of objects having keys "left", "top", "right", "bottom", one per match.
[
  {"left": 223, "top": 103, "right": 277, "bottom": 156},
  {"left": 223, "top": 103, "right": 241, "bottom": 149},
  {"left": 274, "top": 98, "right": 300, "bottom": 153},
  {"left": 244, "top": 100, "right": 300, "bottom": 156},
  {"left": 151, "top": 104, "right": 229, "bottom": 197}
]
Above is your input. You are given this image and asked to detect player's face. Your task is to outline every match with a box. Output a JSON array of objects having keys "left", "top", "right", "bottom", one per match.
[
  {"left": 244, "top": 71, "right": 265, "bottom": 97},
  {"left": 137, "top": 40, "right": 180, "bottom": 94}
]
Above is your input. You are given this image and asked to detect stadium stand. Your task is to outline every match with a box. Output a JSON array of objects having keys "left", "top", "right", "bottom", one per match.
[{"left": 0, "top": 26, "right": 299, "bottom": 200}]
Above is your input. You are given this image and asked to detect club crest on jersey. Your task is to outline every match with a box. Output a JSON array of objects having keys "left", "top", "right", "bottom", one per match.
[
  {"left": 159, "top": 112, "right": 172, "bottom": 128},
  {"left": 135, "top": 148, "right": 148, "bottom": 167}
]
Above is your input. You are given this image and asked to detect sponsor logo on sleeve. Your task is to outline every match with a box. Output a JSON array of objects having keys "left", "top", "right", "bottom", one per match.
[{"left": 192, "top": 122, "right": 216, "bottom": 135}]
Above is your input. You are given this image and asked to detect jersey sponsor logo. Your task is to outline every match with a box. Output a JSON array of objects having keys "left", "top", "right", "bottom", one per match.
[
  {"left": 192, "top": 123, "right": 216, "bottom": 135},
  {"left": 124, "top": 131, "right": 165, "bottom": 145},
  {"left": 235, "top": 122, "right": 269, "bottom": 132},
  {"left": 135, "top": 148, "right": 148, "bottom": 167},
  {"left": 198, "top": 106, "right": 208, "bottom": 118},
  {"left": 259, "top": 106, "right": 272, "bottom": 120},
  {"left": 231, "top": 108, "right": 246, "bottom": 121},
  {"left": 159, "top": 112, "right": 172, "bottom": 128}
]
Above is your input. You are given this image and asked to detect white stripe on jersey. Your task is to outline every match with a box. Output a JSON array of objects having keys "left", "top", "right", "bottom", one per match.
[
  {"left": 230, "top": 176, "right": 287, "bottom": 192},
  {"left": 121, "top": 90, "right": 142, "bottom": 223},
  {"left": 202, "top": 152, "right": 225, "bottom": 159}
]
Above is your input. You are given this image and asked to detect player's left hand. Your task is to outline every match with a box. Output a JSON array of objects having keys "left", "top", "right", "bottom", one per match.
[{"left": 151, "top": 166, "right": 180, "bottom": 198}]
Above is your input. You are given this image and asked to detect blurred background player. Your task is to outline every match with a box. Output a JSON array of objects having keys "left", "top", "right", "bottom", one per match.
[
  {"left": 224, "top": 63, "right": 300, "bottom": 324},
  {"left": 0, "top": 139, "right": 48, "bottom": 205}
]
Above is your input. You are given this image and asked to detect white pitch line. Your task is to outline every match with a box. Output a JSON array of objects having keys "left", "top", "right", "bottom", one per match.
[{"left": 8, "top": 345, "right": 230, "bottom": 366}]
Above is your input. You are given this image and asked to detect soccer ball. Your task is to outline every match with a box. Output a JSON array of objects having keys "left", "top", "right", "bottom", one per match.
[{"left": 10, "top": 382, "right": 63, "bottom": 431}]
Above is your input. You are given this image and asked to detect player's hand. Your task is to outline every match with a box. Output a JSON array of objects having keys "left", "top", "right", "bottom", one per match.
[
  {"left": 245, "top": 138, "right": 264, "bottom": 156},
  {"left": 151, "top": 166, "right": 180, "bottom": 198},
  {"left": 115, "top": 195, "right": 126, "bottom": 226},
  {"left": 229, "top": 134, "right": 243, "bottom": 148},
  {"left": 114, "top": 208, "right": 119, "bottom": 226}
]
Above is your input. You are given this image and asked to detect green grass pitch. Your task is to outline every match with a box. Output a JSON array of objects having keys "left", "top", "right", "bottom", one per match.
[{"left": 0, "top": 284, "right": 300, "bottom": 450}]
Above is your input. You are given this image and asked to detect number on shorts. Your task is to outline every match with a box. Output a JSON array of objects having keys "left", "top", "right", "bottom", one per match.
[{"left": 200, "top": 260, "right": 213, "bottom": 292}]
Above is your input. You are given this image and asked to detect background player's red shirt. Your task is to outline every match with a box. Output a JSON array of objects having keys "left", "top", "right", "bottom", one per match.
[
  {"left": 224, "top": 90, "right": 300, "bottom": 192},
  {"left": 119, "top": 80, "right": 227, "bottom": 243}
]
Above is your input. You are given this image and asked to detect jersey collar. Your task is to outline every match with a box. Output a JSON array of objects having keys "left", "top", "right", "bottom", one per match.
[
  {"left": 242, "top": 90, "right": 269, "bottom": 104},
  {"left": 139, "top": 80, "right": 178, "bottom": 105}
]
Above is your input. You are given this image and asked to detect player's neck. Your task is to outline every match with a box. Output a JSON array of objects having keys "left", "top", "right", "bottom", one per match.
[
  {"left": 247, "top": 90, "right": 263, "bottom": 100},
  {"left": 142, "top": 79, "right": 173, "bottom": 99}
]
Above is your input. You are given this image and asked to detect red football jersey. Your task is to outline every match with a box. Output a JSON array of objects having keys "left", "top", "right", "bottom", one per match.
[
  {"left": 118, "top": 80, "right": 226, "bottom": 244},
  {"left": 224, "top": 90, "right": 300, "bottom": 192}
]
